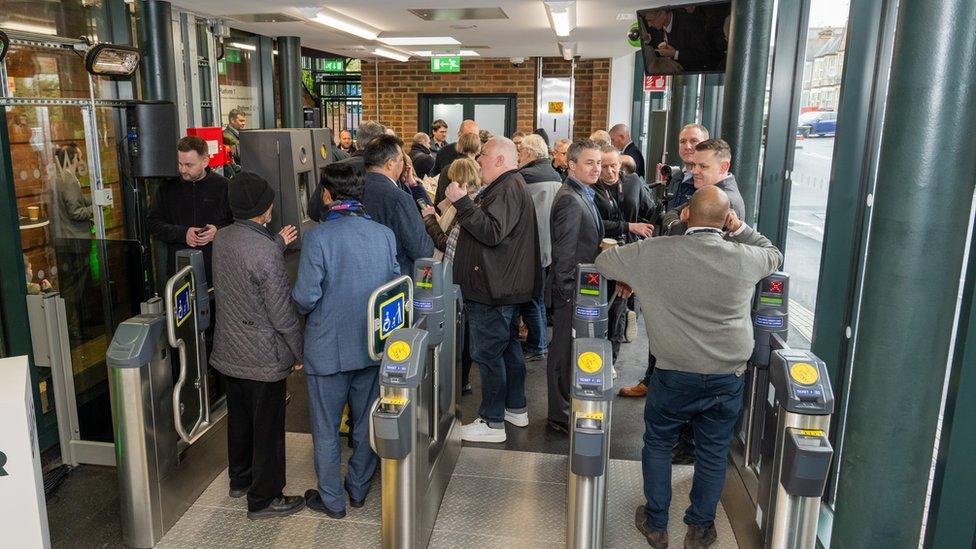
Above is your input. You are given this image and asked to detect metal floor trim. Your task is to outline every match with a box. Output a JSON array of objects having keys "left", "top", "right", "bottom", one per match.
[{"left": 158, "top": 433, "right": 739, "bottom": 548}]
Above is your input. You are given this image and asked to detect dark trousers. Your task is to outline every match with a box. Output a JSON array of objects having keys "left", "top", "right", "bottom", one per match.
[
  {"left": 641, "top": 369, "right": 744, "bottom": 530},
  {"left": 225, "top": 375, "right": 287, "bottom": 512},
  {"left": 547, "top": 296, "right": 574, "bottom": 424},
  {"left": 467, "top": 301, "right": 527, "bottom": 425},
  {"left": 608, "top": 292, "right": 628, "bottom": 360},
  {"left": 519, "top": 293, "right": 548, "bottom": 355},
  {"left": 307, "top": 368, "right": 379, "bottom": 512},
  {"left": 642, "top": 352, "right": 696, "bottom": 458},
  {"left": 461, "top": 311, "right": 473, "bottom": 388}
]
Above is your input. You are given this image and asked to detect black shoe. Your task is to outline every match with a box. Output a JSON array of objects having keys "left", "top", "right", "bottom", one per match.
[
  {"left": 524, "top": 351, "right": 547, "bottom": 361},
  {"left": 546, "top": 419, "right": 569, "bottom": 434},
  {"left": 635, "top": 506, "right": 668, "bottom": 548},
  {"left": 684, "top": 523, "right": 717, "bottom": 549},
  {"left": 246, "top": 495, "right": 305, "bottom": 520},
  {"left": 461, "top": 383, "right": 473, "bottom": 395},
  {"left": 305, "top": 489, "right": 345, "bottom": 519},
  {"left": 347, "top": 486, "right": 369, "bottom": 508},
  {"left": 229, "top": 486, "right": 248, "bottom": 498}
]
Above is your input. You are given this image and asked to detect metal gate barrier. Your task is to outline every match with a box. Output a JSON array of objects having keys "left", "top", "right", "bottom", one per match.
[
  {"left": 731, "top": 272, "right": 835, "bottom": 549},
  {"left": 567, "top": 264, "right": 614, "bottom": 548},
  {"left": 105, "top": 250, "right": 228, "bottom": 548},
  {"left": 368, "top": 258, "right": 463, "bottom": 549}
]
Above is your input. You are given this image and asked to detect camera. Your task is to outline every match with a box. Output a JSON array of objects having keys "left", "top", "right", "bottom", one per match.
[{"left": 659, "top": 164, "right": 682, "bottom": 181}]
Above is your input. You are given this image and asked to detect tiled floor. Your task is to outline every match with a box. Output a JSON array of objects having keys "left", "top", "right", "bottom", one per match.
[{"left": 158, "top": 434, "right": 738, "bottom": 548}]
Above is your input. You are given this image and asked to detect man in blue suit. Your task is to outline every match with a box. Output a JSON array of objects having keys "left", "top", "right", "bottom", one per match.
[
  {"left": 292, "top": 162, "right": 400, "bottom": 519},
  {"left": 361, "top": 134, "right": 434, "bottom": 275}
]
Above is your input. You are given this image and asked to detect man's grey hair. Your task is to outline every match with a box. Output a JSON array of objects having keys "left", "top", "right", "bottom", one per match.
[
  {"left": 228, "top": 109, "right": 245, "bottom": 122},
  {"left": 681, "top": 123, "right": 710, "bottom": 139},
  {"left": 485, "top": 136, "right": 518, "bottom": 164},
  {"left": 609, "top": 123, "right": 630, "bottom": 139},
  {"left": 521, "top": 134, "right": 549, "bottom": 160},
  {"left": 357, "top": 120, "right": 386, "bottom": 148},
  {"left": 620, "top": 154, "right": 637, "bottom": 175},
  {"left": 413, "top": 132, "right": 430, "bottom": 146},
  {"left": 554, "top": 137, "right": 571, "bottom": 150},
  {"left": 567, "top": 139, "right": 601, "bottom": 164}
]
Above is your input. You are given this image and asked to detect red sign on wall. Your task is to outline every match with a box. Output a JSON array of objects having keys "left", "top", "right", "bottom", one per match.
[{"left": 643, "top": 75, "right": 668, "bottom": 92}]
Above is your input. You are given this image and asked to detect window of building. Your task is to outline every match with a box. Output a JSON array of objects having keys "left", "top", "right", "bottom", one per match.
[{"left": 218, "top": 30, "right": 264, "bottom": 128}]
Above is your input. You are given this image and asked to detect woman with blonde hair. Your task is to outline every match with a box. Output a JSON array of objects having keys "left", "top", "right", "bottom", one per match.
[{"left": 421, "top": 156, "right": 481, "bottom": 260}]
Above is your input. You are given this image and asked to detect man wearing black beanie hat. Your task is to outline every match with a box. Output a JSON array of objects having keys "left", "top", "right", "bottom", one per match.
[{"left": 210, "top": 171, "right": 304, "bottom": 519}]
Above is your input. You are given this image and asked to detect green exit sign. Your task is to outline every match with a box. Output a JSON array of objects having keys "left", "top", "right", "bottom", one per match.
[
  {"left": 431, "top": 56, "right": 461, "bottom": 73},
  {"left": 323, "top": 58, "right": 344, "bottom": 72}
]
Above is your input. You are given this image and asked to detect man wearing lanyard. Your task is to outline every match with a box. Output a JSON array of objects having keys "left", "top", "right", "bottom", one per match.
[
  {"left": 546, "top": 139, "right": 604, "bottom": 433},
  {"left": 595, "top": 186, "right": 782, "bottom": 548}
]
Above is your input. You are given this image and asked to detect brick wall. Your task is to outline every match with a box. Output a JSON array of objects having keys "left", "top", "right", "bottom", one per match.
[{"left": 361, "top": 57, "right": 611, "bottom": 141}]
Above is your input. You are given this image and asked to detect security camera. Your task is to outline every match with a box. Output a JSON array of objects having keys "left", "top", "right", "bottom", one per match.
[{"left": 510, "top": 56, "right": 525, "bottom": 66}]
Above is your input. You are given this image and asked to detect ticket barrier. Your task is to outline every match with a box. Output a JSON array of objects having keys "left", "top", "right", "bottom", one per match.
[
  {"left": 566, "top": 264, "right": 614, "bottom": 548},
  {"left": 368, "top": 258, "right": 463, "bottom": 549},
  {"left": 730, "top": 273, "right": 835, "bottom": 548},
  {"left": 105, "top": 250, "right": 228, "bottom": 548}
]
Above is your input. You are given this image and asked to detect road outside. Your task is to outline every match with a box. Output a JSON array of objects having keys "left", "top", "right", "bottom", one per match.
[{"left": 784, "top": 136, "right": 835, "bottom": 347}]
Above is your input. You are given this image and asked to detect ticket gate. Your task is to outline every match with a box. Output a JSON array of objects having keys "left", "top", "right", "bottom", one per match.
[
  {"left": 566, "top": 264, "right": 614, "bottom": 548},
  {"left": 106, "top": 250, "right": 228, "bottom": 548},
  {"left": 368, "top": 258, "right": 462, "bottom": 549},
  {"left": 756, "top": 352, "right": 834, "bottom": 548}
]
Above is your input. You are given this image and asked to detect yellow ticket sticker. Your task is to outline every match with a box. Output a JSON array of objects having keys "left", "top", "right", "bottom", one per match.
[
  {"left": 387, "top": 341, "right": 411, "bottom": 362},
  {"left": 577, "top": 351, "right": 603, "bottom": 373},
  {"left": 577, "top": 411, "right": 604, "bottom": 421},
  {"left": 795, "top": 429, "right": 825, "bottom": 437},
  {"left": 790, "top": 362, "right": 819, "bottom": 385},
  {"left": 380, "top": 396, "right": 406, "bottom": 406}
]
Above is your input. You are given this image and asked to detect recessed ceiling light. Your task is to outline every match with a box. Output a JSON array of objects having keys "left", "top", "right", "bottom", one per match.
[
  {"left": 411, "top": 50, "right": 480, "bottom": 57},
  {"left": 227, "top": 42, "right": 256, "bottom": 52},
  {"left": 378, "top": 36, "right": 461, "bottom": 46},
  {"left": 372, "top": 47, "right": 411, "bottom": 62},
  {"left": 307, "top": 8, "right": 380, "bottom": 41},
  {"left": 544, "top": 1, "right": 577, "bottom": 37}
]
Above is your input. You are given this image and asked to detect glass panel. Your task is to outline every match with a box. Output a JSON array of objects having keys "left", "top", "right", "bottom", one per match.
[
  {"left": 5, "top": 44, "right": 90, "bottom": 100},
  {"left": 473, "top": 103, "right": 507, "bottom": 140},
  {"left": 784, "top": 0, "right": 850, "bottom": 349},
  {"left": 94, "top": 107, "right": 125, "bottom": 240},
  {"left": 218, "top": 31, "right": 263, "bottom": 128},
  {"left": 431, "top": 103, "right": 463, "bottom": 139}
]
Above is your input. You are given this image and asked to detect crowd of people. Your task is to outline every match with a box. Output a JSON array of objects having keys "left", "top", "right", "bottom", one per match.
[{"left": 147, "top": 116, "right": 781, "bottom": 549}]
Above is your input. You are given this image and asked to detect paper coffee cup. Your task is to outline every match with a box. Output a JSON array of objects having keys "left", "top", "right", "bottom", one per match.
[
  {"left": 28, "top": 205, "right": 39, "bottom": 220},
  {"left": 600, "top": 238, "right": 618, "bottom": 251}
]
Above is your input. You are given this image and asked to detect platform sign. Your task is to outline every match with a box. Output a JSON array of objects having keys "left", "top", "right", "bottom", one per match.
[
  {"left": 431, "top": 56, "right": 461, "bottom": 73},
  {"left": 379, "top": 292, "right": 406, "bottom": 340},
  {"left": 174, "top": 282, "right": 192, "bottom": 327}
]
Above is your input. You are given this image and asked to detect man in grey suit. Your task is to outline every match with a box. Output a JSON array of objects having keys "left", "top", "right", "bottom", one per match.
[
  {"left": 546, "top": 139, "right": 604, "bottom": 433},
  {"left": 596, "top": 186, "right": 782, "bottom": 549}
]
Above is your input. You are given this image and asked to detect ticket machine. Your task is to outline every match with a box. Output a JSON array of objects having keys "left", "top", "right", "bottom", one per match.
[
  {"left": 309, "top": 127, "right": 335, "bottom": 182},
  {"left": 566, "top": 264, "right": 614, "bottom": 548},
  {"left": 368, "top": 258, "right": 462, "bottom": 549},
  {"left": 239, "top": 129, "right": 316, "bottom": 248}
]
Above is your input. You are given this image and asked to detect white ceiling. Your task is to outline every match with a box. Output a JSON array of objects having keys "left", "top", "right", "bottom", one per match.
[{"left": 166, "top": 0, "right": 667, "bottom": 59}]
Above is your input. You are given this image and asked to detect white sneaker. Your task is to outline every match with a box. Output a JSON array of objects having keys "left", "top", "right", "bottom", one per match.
[
  {"left": 612, "top": 367, "right": 619, "bottom": 380},
  {"left": 626, "top": 310, "right": 638, "bottom": 342},
  {"left": 460, "top": 418, "right": 506, "bottom": 443},
  {"left": 505, "top": 409, "right": 529, "bottom": 428}
]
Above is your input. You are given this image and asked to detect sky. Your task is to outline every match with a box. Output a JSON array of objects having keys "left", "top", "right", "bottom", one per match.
[{"left": 808, "top": 0, "right": 852, "bottom": 28}]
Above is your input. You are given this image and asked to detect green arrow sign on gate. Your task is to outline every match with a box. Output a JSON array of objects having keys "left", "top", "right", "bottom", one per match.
[{"left": 431, "top": 56, "right": 461, "bottom": 73}]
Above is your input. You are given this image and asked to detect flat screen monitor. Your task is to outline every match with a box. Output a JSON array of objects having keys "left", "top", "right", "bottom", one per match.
[{"left": 637, "top": 2, "right": 731, "bottom": 76}]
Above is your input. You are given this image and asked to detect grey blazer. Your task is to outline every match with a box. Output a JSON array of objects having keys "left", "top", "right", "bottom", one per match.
[
  {"left": 525, "top": 180, "right": 562, "bottom": 268},
  {"left": 549, "top": 180, "right": 603, "bottom": 302}
]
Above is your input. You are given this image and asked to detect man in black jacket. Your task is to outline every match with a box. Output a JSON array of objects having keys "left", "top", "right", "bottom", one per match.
[
  {"left": 409, "top": 132, "right": 436, "bottom": 177},
  {"left": 610, "top": 123, "right": 646, "bottom": 179},
  {"left": 546, "top": 139, "right": 605, "bottom": 433},
  {"left": 147, "top": 136, "right": 233, "bottom": 286},
  {"left": 446, "top": 136, "right": 540, "bottom": 443}
]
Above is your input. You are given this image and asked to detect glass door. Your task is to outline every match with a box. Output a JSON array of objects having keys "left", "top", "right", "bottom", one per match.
[{"left": 419, "top": 94, "right": 517, "bottom": 138}]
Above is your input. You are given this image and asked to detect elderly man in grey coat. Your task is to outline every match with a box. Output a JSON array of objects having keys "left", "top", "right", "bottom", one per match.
[{"left": 211, "top": 171, "right": 305, "bottom": 520}]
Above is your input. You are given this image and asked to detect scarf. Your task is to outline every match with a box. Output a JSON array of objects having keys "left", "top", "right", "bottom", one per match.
[{"left": 324, "top": 200, "right": 371, "bottom": 222}]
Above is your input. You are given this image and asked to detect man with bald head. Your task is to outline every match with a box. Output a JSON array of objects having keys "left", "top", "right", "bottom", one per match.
[
  {"left": 610, "top": 123, "right": 646, "bottom": 178},
  {"left": 432, "top": 119, "right": 480, "bottom": 199},
  {"left": 445, "top": 136, "right": 541, "bottom": 443},
  {"left": 596, "top": 185, "right": 782, "bottom": 549}
]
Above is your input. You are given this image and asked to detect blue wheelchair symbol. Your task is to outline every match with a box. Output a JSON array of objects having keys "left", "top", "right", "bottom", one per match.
[
  {"left": 174, "top": 282, "right": 192, "bottom": 327},
  {"left": 379, "top": 292, "right": 405, "bottom": 340}
]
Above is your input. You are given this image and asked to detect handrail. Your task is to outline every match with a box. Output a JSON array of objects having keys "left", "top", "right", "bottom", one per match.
[
  {"left": 164, "top": 265, "right": 209, "bottom": 444},
  {"left": 365, "top": 275, "right": 414, "bottom": 361}
]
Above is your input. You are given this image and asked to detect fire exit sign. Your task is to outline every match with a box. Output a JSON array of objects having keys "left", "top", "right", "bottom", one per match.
[{"left": 431, "top": 56, "right": 461, "bottom": 73}]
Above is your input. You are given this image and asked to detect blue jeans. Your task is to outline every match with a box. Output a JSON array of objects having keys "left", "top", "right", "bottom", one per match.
[
  {"left": 641, "top": 369, "right": 744, "bottom": 530},
  {"left": 306, "top": 367, "right": 379, "bottom": 512},
  {"left": 519, "top": 293, "right": 548, "bottom": 354},
  {"left": 466, "top": 301, "right": 527, "bottom": 426}
]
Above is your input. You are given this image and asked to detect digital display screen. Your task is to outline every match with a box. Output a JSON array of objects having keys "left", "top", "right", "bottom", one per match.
[
  {"left": 416, "top": 265, "right": 433, "bottom": 289},
  {"left": 578, "top": 271, "right": 601, "bottom": 296},
  {"left": 760, "top": 296, "right": 784, "bottom": 306},
  {"left": 766, "top": 280, "right": 784, "bottom": 294}
]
